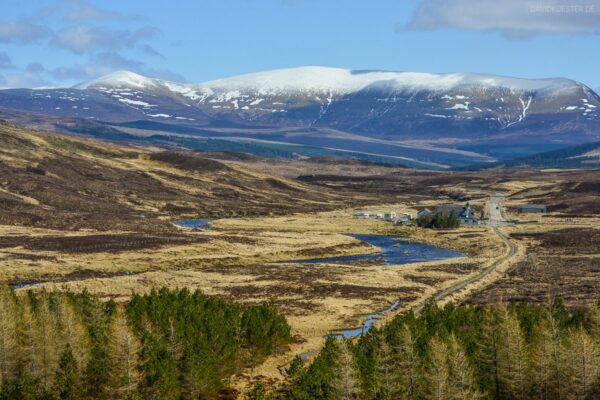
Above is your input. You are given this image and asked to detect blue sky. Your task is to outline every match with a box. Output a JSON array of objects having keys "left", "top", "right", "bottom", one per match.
[{"left": 1, "top": 0, "right": 600, "bottom": 89}]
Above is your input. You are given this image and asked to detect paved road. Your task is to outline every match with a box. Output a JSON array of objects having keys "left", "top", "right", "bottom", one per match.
[
  {"left": 412, "top": 194, "right": 518, "bottom": 314},
  {"left": 487, "top": 194, "right": 507, "bottom": 227}
]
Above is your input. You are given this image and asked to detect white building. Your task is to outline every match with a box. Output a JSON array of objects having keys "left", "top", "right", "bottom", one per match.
[
  {"left": 383, "top": 211, "right": 397, "bottom": 221},
  {"left": 352, "top": 212, "right": 370, "bottom": 219}
]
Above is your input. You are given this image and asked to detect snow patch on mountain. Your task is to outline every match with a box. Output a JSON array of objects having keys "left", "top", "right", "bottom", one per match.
[
  {"left": 118, "top": 98, "right": 155, "bottom": 107},
  {"left": 75, "top": 71, "right": 159, "bottom": 89},
  {"left": 192, "top": 67, "right": 581, "bottom": 97}
]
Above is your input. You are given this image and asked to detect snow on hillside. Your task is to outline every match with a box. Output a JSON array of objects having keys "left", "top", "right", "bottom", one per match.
[
  {"left": 196, "top": 67, "right": 581, "bottom": 95},
  {"left": 67, "top": 67, "right": 596, "bottom": 126},
  {"left": 77, "top": 67, "right": 583, "bottom": 96},
  {"left": 75, "top": 70, "right": 160, "bottom": 89}
]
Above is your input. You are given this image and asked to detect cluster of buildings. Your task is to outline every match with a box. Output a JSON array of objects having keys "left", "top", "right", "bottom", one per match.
[
  {"left": 353, "top": 202, "right": 547, "bottom": 227},
  {"left": 417, "top": 204, "right": 479, "bottom": 225},
  {"left": 352, "top": 211, "right": 413, "bottom": 225},
  {"left": 353, "top": 203, "right": 480, "bottom": 226}
]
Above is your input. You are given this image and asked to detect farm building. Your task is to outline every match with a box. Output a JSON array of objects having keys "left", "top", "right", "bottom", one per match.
[
  {"left": 417, "top": 209, "right": 432, "bottom": 220},
  {"left": 352, "top": 212, "right": 370, "bottom": 219},
  {"left": 384, "top": 212, "right": 397, "bottom": 221},
  {"left": 517, "top": 204, "right": 547, "bottom": 213},
  {"left": 418, "top": 204, "right": 479, "bottom": 225},
  {"left": 393, "top": 214, "right": 413, "bottom": 225}
]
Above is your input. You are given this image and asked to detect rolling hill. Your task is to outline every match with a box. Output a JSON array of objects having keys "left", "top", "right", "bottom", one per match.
[
  {"left": 0, "top": 120, "right": 358, "bottom": 232},
  {"left": 465, "top": 140, "right": 600, "bottom": 169}
]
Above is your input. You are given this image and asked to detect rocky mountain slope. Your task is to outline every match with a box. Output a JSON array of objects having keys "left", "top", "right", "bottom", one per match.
[{"left": 1, "top": 67, "right": 599, "bottom": 167}]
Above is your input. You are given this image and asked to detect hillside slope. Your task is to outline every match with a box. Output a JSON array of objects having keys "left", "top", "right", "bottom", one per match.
[
  {"left": 0, "top": 120, "right": 357, "bottom": 231},
  {"left": 465, "top": 140, "right": 600, "bottom": 169}
]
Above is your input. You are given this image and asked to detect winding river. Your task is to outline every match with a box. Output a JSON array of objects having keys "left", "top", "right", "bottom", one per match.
[
  {"left": 291, "top": 234, "right": 464, "bottom": 339},
  {"left": 292, "top": 234, "right": 463, "bottom": 266}
]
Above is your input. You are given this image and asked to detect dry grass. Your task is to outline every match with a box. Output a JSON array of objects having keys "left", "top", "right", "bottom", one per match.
[{"left": 11, "top": 209, "right": 503, "bottom": 383}]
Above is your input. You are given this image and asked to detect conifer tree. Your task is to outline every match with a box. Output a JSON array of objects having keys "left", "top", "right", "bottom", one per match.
[
  {"left": 394, "top": 325, "right": 420, "bottom": 400},
  {"left": 546, "top": 302, "right": 565, "bottom": 400},
  {"left": 166, "top": 317, "right": 183, "bottom": 362},
  {"left": 54, "top": 345, "right": 84, "bottom": 400},
  {"left": 562, "top": 329, "right": 600, "bottom": 400},
  {"left": 477, "top": 308, "right": 501, "bottom": 399},
  {"left": 32, "top": 293, "right": 60, "bottom": 396},
  {"left": 529, "top": 321, "right": 554, "bottom": 400},
  {"left": 106, "top": 308, "right": 141, "bottom": 400},
  {"left": 246, "top": 382, "right": 268, "bottom": 400},
  {"left": 285, "top": 355, "right": 304, "bottom": 382},
  {"left": 372, "top": 338, "right": 398, "bottom": 399},
  {"left": 138, "top": 328, "right": 181, "bottom": 400},
  {"left": 18, "top": 299, "right": 38, "bottom": 391},
  {"left": 335, "top": 340, "right": 360, "bottom": 400},
  {"left": 497, "top": 307, "right": 528, "bottom": 400},
  {"left": 77, "top": 289, "right": 111, "bottom": 397},
  {"left": 530, "top": 305, "right": 565, "bottom": 400},
  {"left": 13, "top": 368, "right": 36, "bottom": 400},
  {"left": 446, "top": 335, "right": 482, "bottom": 400},
  {"left": 423, "top": 336, "right": 449, "bottom": 400},
  {"left": 57, "top": 297, "right": 90, "bottom": 374},
  {"left": 0, "top": 288, "right": 18, "bottom": 387}
]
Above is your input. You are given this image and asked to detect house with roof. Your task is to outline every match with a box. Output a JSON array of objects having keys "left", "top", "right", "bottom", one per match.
[
  {"left": 417, "top": 209, "right": 432, "bottom": 220},
  {"left": 418, "top": 203, "right": 479, "bottom": 225},
  {"left": 393, "top": 213, "right": 413, "bottom": 225},
  {"left": 438, "top": 204, "right": 478, "bottom": 225},
  {"left": 516, "top": 204, "right": 547, "bottom": 214}
]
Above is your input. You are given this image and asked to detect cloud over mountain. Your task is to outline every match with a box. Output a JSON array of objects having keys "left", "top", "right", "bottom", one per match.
[
  {"left": 0, "top": 20, "right": 50, "bottom": 43},
  {"left": 51, "top": 25, "right": 158, "bottom": 54},
  {"left": 407, "top": 0, "right": 600, "bottom": 38}
]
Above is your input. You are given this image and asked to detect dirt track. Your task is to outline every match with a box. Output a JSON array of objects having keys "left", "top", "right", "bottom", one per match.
[{"left": 412, "top": 195, "right": 519, "bottom": 313}]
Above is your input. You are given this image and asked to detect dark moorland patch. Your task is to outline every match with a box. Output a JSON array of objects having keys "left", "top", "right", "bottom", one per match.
[{"left": 468, "top": 228, "right": 600, "bottom": 308}]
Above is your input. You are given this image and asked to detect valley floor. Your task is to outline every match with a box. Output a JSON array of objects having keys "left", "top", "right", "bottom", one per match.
[{"left": 2, "top": 123, "right": 600, "bottom": 395}]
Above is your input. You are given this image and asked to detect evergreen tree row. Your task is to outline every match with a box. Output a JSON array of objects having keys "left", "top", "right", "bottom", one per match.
[
  {"left": 283, "top": 299, "right": 600, "bottom": 400},
  {"left": 417, "top": 212, "right": 460, "bottom": 229},
  {"left": 0, "top": 287, "right": 291, "bottom": 400}
]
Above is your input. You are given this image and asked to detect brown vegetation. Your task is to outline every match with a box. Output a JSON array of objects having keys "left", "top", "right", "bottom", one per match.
[
  {"left": 0, "top": 122, "right": 364, "bottom": 233},
  {"left": 468, "top": 227, "right": 600, "bottom": 308}
]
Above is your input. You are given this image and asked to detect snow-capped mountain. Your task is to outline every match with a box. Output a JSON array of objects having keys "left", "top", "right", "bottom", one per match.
[
  {"left": 1, "top": 67, "right": 599, "bottom": 166},
  {"left": 67, "top": 67, "right": 600, "bottom": 132}
]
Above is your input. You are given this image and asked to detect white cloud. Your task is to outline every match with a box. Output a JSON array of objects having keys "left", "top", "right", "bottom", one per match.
[
  {"left": 0, "top": 66, "right": 49, "bottom": 89},
  {"left": 52, "top": 25, "right": 158, "bottom": 54},
  {"left": 0, "top": 21, "right": 50, "bottom": 43},
  {"left": 406, "top": 0, "right": 600, "bottom": 38},
  {"left": 64, "top": 0, "right": 118, "bottom": 20},
  {"left": 49, "top": 52, "right": 185, "bottom": 84},
  {"left": 63, "top": 0, "right": 141, "bottom": 22}
]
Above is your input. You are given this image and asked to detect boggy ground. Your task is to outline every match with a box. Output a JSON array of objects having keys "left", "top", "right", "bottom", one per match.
[
  {"left": 20, "top": 208, "right": 505, "bottom": 383},
  {"left": 3, "top": 121, "right": 598, "bottom": 393},
  {"left": 0, "top": 122, "right": 370, "bottom": 233},
  {"left": 467, "top": 221, "right": 600, "bottom": 309}
]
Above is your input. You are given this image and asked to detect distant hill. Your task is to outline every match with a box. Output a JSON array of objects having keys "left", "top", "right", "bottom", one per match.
[
  {"left": 0, "top": 120, "right": 355, "bottom": 231},
  {"left": 2, "top": 67, "right": 600, "bottom": 168},
  {"left": 463, "top": 141, "right": 600, "bottom": 170}
]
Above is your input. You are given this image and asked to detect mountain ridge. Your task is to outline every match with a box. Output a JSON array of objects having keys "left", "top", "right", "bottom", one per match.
[
  {"left": 76, "top": 67, "right": 586, "bottom": 94},
  {"left": 1, "top": 66, "right": 599, "bottom": 168}
]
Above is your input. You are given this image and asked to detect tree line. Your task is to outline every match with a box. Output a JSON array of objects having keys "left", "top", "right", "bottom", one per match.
[
  {"left": 0, "top": 287, "right": 291, "bottom": 400},
  {"left": 417, "top": 212, "right": 460, "bottom": 229},
  {"left": 279, "top": 299, "right": 600, "bottom": 400}
]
